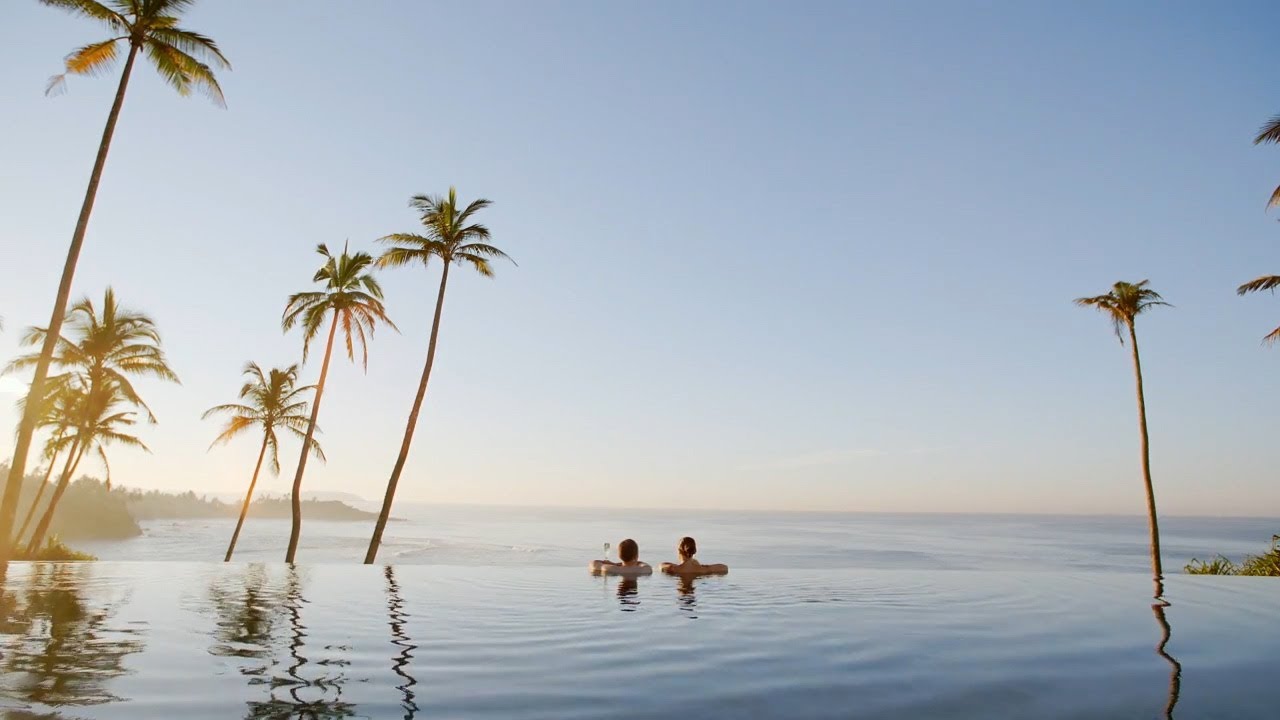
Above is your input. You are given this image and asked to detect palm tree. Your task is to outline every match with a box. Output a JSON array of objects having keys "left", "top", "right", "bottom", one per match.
[
  {"left": 281, "top": 244, "right": 394, "bottom": 563},
  {"left": 1, "top": 0, "right": 229, "bottom": 562},
  {"left": 203, "top": 363, "right": 324, "bottom": 562},
  {"left": 3, "top": 288, "right": 178, "bottom": 552},
  {"left": 24, "top": 378, "right": 148, "bottom": 555},
  {"left": 1076, "top": 280, "right": 1170, "bottom": 585},
  {"left": 364, "top": 188, "right": 513, "bottom": 564}
]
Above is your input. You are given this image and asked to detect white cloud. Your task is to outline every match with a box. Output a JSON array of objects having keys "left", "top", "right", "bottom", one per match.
[{"left": 0, "top": 377, "right": 26, "bottom": 396}]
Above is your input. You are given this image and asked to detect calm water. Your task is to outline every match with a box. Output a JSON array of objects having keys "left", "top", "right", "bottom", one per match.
[
  {"left": 0, "top": 563, "right": 1277, "bottom": 719},
  {"left": 76, "top": 504, "right": 1277, "bottom": 572}
]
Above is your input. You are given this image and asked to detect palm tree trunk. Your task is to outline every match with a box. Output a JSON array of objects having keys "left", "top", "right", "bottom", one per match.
[
  {"left": 1128, "top": 322, "right": 1163, "bottom": 584},
  {"left": 285, "top": 311, "right": 340, "bottom": 563},
  {"left": 225, "top": 437, "right": 269, "bottom": 562},
  {"left": 24, "top": 439, "right": 88, "bottom": 556},
  {"left": 0, "top": 44, "right": 141, "bottom": 562},
  {"left": 365, "top": 264, "right": 450, "bottom": 564},
  {"left": 16, "top": 433, "right": 69, "bottom": 549}
]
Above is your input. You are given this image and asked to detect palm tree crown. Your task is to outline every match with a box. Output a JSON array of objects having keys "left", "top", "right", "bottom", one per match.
[
  {"left": 1074, "top": 280, "right": 1170, "bottom": 341},
  {"left": 282, "top": 244, "right": 395, "bottom": 370},
  {"left": 42, "top": 0, "right": 230, "bottom": 103},
  {"left": 377, "top": 187, "right": 514, "bottom": 276},
  {"left": 202, "top": 363, "right": 324, "bottom": 474},
  {"left": 5, "top": 287, "right": 180, "bottom": 421}
]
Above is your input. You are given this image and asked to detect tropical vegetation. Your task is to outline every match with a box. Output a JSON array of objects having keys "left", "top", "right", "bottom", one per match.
[
  {"left": 1185, "top": 537, "right": 1280, "bottom": 576},
  {"left": 364, "top": 188, "right": 513, "bottom": 564},
  {"left": 4, "top": 288, "right": 177, "bottom": 554},
  {"left": 1, "top": 0, "right": 229, "bottom": 564}
]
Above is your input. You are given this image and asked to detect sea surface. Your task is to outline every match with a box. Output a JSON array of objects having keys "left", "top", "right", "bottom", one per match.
[
  {"left": 3, "top": 508, "right": 1277, "bottom": 718},
  {"left": 75, "top": 504, "right": 1278, "bottom": 571}
]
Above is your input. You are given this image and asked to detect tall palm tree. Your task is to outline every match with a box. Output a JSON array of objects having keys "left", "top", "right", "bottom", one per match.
[
  {"left": 203, "top": 363, "right": 324, "bottom": 562},
  {"left": 281, "top": 244, "right": 394, "bottom": 563},
  {"left": 4, "top": 288, "right": 177, "bottom": 553},
  {"left": 2, "top": 0, "right": 229, "bottom": 562},
  {"left": 1076, "top": 280, "right": 1170, "bottom": 586},
  {"left": 24, "top": 378, "right": 148, "bottom": 555},
  {"left": 364, "top": 188, "right": 513, "bottom": 564}
]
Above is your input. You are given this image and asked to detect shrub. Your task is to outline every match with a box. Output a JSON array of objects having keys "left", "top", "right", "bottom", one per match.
[{"left": 13, "top": 536, "right": 97, "bottom": 562}]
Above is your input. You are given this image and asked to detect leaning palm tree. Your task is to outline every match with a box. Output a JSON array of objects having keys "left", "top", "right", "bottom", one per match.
[
  {"left": 364, "top": 189, "right": 513, "bottom": 564},
  {"left": 2, "top": 0, "right": 229, "bottom": 561},
  {"left": 1076, "top": 280, "right": 1170, "bottom": 585},
  {"left": 24, "top": 378, "right": 148, "bottom": 555},
  {"left": 281, "top": 244, "right": 394, "bottom": 563},
  {"left": 203, "top": 363, "right": 324, "bottom": 562}
]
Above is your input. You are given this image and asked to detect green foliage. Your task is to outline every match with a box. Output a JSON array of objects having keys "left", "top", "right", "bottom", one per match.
[
  {"left": 15, "top": 536, "right": 96, "bottom": 562},
  {"left": 202, "top": 362, "right": 323, "bottom": 473},
  {"left": 1184, "top": 537, "right": 1280, "bottom": 577},
  {"left": 1075, "top": 280, "right": 1169, "bottom": 341},
  {"left": 41, "top": 0, "right": 230, "bottom": 104}
]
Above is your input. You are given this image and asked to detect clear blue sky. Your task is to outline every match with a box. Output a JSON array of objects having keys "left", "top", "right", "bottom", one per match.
[{"left": 1, "top": 1, "right": 1278, "bottom": 515}]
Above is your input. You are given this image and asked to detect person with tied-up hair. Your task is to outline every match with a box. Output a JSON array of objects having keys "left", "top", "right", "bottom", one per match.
[{"left": 661, "top": 537, "right": 728, "bottom": 576}]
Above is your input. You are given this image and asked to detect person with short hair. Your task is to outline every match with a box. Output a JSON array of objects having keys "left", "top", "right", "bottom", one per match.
[
  {"left": 660, "top": 536, "right": 728, "bottom": 575},
  {"left": 589, "top": 538, "right": 652, "bottom": 575}
]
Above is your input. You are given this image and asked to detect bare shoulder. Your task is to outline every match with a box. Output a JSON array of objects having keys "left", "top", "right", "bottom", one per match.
[{"left": 604, "top": 562, "right": 653, "bottom": 576}]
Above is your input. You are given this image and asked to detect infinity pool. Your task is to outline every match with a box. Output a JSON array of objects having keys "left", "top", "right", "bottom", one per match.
[{"left": 0, "top": 563, "right": 1275, "bottom": 719}]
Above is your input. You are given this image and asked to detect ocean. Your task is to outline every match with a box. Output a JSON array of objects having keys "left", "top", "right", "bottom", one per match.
[{"left": 75, "top": 503, "right": 1277, "bottom": 571}]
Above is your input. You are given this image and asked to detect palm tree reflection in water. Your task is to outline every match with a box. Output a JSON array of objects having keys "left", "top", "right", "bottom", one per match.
[
  {"left": 384, "top": 566, "right": 418, "bottom": 719},
  {"left": 0, "top": 564, "right": 144, "bottom": 711},
  {"left": 243, "top": 567, "right": 355, "bottom": 719},
  {"left": 1152, "top": 581, "right": 1182, "bottom": 720}
]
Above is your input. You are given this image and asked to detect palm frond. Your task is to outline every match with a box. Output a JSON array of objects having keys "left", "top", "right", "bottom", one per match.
[
  {"left": 146, "top": 26, "right": 230, "bottom": 69},
  {"left": 1254, "top": 115, "right": 1280, "bottom": 145},
  {"left": 38, "top": 0, "right": 129, "bottom": 31},
  {"left": 1237, "top": 275, "right": 1280, "bottom": 295},
  {"left": 63, "top": 38, "right": 124, "bottom": 76}
]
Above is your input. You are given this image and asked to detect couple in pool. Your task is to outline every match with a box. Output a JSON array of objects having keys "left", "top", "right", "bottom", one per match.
[{"left": 589, "top": 536, "right": 728, "bottom": 576}]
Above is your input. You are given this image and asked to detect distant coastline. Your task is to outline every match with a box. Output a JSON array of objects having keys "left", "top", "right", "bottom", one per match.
[{"left": 6, "top": 465, "right": 382, "bottom": 544}]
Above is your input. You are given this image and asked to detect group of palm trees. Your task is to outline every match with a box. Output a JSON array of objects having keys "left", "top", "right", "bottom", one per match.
[
  {"left": 1078, "top": 115, "right": 1280, "bottom": 591},
  {"left": 0, "top": 0, "right": 511, "bottom": 565}
]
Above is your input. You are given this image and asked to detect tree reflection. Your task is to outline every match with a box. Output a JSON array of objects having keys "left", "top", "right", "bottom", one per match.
[
  {"left": 384, "top": 566, "right": 418, "bottom": 719},
  {"left": 0, "top": 564, "right": 144, "bottom": 712},
  {"left": 239, "top": 567, "right": 356, "bottom": 720},
  {"left": 1151, "top": 581, "right": 1181, "bottom": 720}
]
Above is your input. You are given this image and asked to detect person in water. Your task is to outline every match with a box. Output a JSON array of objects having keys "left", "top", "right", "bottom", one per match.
[
  {"left": 589, "top": 538, "right": 653, "bottom": 575},
  {"left": 660, "top": 536, "right": 728, "bottom": 575}
]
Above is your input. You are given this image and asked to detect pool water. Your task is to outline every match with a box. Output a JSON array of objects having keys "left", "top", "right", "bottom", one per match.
[{"left": 0, "top": 563, "right": 1275, "bottom": 719}]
